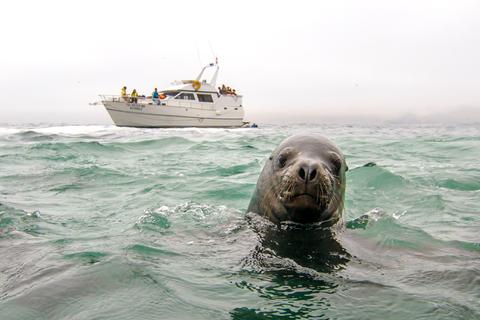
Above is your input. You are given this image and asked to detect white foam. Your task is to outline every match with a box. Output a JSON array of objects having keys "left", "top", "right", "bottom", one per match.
[
  {"left": 0, "top": 125, "right": 136, "bottom": 137},
  {"left": 0, "top": 127, "right": 22, "bottom": 136},
  {"left": 33, "top": 125, "right": 122, "bottom": 136},
  {"left": 0, "top": 124, "right": 262, "bottom": 140}
]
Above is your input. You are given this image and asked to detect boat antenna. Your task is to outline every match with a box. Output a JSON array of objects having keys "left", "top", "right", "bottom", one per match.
[
  {"left": 195, "top": 42, "right": 203, "bottom": 68},
  {"left": 208, "top": 41, "right": 216, "bottom": 63}
]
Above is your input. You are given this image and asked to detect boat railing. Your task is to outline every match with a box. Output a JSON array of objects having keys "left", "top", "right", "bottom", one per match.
[
  {"left": 100, "top": 95, "right": 119, "bottom": 102},
  {"left": 100, "top": 94, "right": 150, "bottom": 102}
]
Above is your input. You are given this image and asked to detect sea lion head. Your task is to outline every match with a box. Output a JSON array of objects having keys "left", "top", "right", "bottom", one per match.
[{"left": 248, "top": 134, "right": 347, "bottom": 226}]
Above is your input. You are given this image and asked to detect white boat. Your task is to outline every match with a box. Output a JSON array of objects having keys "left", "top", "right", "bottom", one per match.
[{"left": 99, "top": 63, "right": 247, "bottom": 128}]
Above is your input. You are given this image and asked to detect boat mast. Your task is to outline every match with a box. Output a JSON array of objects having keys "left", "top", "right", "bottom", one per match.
[
  {"left": 210, "top": 65, "right": 219, "bottom": 87},
  {"left": 195, "top": 62, "right": 219, "bottom": 87}
]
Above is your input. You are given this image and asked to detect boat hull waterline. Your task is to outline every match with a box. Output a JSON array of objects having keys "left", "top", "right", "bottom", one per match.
[{"left": 103, "top": 101, "right": 245, "bottom": 128}]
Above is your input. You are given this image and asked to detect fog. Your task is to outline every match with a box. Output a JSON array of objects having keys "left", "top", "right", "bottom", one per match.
[{"left": 1, "top": 0, "right": 479, "bottom": 124}]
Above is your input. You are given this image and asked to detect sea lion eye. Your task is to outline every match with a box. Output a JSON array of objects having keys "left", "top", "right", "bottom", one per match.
[
  {"left": 329, "top": 152, "right": 343, "bottom": 175},
  {"left": 277, "top": 153, "right": 288, "bottom": 168}
]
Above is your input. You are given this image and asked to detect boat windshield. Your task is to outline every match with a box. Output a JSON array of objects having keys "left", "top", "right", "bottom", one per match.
[{"left": 163, "top": 91, "right": 179, "bottom": 97}]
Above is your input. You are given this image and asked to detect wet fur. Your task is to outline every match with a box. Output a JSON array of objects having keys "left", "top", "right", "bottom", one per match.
[{"left": 248, "top": 134, "right": 347, "bottom": 226}]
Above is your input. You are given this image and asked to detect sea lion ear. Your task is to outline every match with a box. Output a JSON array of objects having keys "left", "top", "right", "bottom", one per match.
[{"left": 345, "top": 164, "right": 349, "bottom": 172}]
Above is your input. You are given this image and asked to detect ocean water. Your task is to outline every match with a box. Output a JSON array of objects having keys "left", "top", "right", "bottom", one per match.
[{"left": 0, "top": 123, "right": 479, "bottom": 320}]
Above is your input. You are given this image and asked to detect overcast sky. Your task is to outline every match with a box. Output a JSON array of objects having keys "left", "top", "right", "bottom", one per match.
[{"left": 1, "top": 0, "right": 479, "bottom": 124}]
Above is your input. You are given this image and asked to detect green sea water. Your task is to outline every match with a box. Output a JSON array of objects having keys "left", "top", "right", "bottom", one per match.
[{"left": 0, "top": 124, "right": 479, "bottom": 319}]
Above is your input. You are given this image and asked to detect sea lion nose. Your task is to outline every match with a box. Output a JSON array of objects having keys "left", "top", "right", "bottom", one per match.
[{"left": 297, "top": 163, "right": 318, "bottom": 183}]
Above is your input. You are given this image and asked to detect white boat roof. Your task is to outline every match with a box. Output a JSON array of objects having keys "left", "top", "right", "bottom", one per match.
[
  {"left": 162, "top": 82, "right": 217, "bottom": 93},
  {"left": 161, "top": 63, "right": 221, "bottom": 93}
]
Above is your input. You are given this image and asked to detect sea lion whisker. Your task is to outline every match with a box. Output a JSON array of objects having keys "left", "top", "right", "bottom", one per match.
[{"left": 286, "top": 181, "right": 296, "bottom": 201}]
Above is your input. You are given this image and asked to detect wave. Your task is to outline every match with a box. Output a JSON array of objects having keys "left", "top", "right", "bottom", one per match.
[
  {"left": 347, "top": 208, "right": 480, "bottom": 253},
  {"left": 28, "top": 140, "right": 125, "bottom": 153},
  {"left": 436, "top": 178, "right": 480, "bottom": 191},
  {"left": 121, "top": 136, "right": 194, "bottom": 148},
  {"left": 54, "top": 165, "right": 129, "bottom": 179},
  {"left": 0, "top": 125, "right": 258, "bottom": 140},
  {"left": 0, "top": 125, "right": 123, "bottom": 141},
  {"left": 127, "top": 243, "right": 181, "bottom": 257},
  {"left": 0, "top": 203, "right": 49, "bottom": 238},
  {"left": 135, "top": 202, "right": 243, "bottom": 233},
  {"left": 135, "top": 209, "right": 172, "bottom": 233},
  {"left": 200, "top": 161, "right": 258, "bottom": 177},
  {"left": 16, "top": 130, "right": 58, "bottom": 141},
  {"left": 14, "top": 136, "right": 196, "bottom": 156},
  {"left": 347, "top": 164, "right": 408, "bottom": 190},
  {"left": 63, "top": 251, "right": 109, "bottom": 265}
]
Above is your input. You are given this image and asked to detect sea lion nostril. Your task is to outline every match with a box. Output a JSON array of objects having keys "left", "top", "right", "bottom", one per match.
[
  {"left": 299, "top": 167, "right": 306, "bottom": 180},
  {"left": 309, "top": 169, "right": 317, "bottom": 180}
]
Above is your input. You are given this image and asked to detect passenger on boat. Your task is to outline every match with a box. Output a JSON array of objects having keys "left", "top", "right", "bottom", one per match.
[
  {"left": 131, "top": 89, "right": 138, "bottom": 103},
  {"left": 152, "top": 88, "right": 160, "bottom": 105},
  {"left": 232, "top": 89, "right": 237, "bottom": 96},
  {"left": 121, "top": 86, "right": 128, "bottom": 101},
  {"left": 221, "top": 84, "right": 227, "bottom": 94}
]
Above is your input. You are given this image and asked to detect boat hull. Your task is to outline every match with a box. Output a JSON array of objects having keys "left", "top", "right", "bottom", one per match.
[{"left": 102, "top": 101, "right": 245, "bottom": 128}]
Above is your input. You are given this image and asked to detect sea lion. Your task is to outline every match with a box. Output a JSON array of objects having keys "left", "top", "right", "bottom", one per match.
[{"left": 247, "top": 134, "right": 347, "bottom": 226}]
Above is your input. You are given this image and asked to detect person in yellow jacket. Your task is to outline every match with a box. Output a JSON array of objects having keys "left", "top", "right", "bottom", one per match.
[
  {"left": 131, "top": 89, "right": 138, "bottom": 103},
  {"left": 121, "top": 86, "right": 128, "bottom": 101}
]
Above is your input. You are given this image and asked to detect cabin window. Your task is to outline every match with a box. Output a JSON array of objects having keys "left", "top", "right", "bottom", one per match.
[
  {"left": 197, "top": 94, "right": 214, "bottom": 103},
  {"left": 176, "top": 93, "right": 195, "bottom": 100}
]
